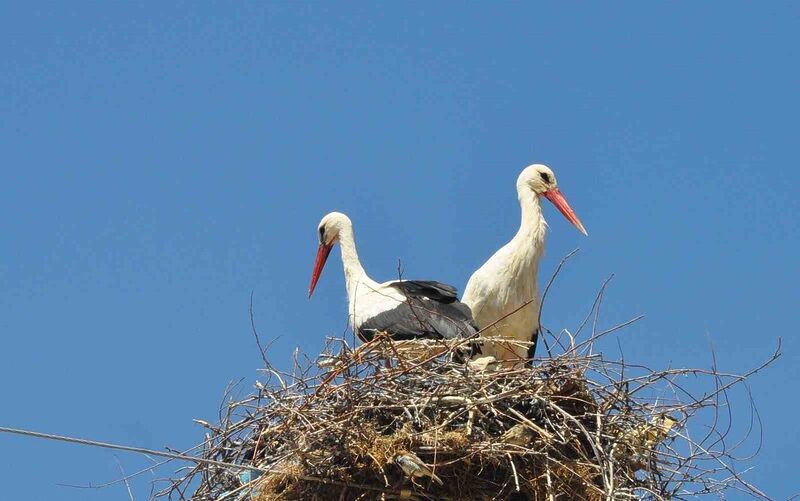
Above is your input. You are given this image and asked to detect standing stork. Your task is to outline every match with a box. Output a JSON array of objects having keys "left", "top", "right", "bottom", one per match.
[
  {"left": 462, "top": 164, "right": 587, "bottom": 365},
  {"left": 308, "top": 212, "right": 478, "bottom": 350}
]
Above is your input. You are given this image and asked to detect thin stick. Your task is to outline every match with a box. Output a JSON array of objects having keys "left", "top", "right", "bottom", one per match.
[
  {"left": 114, "top": 455, "right": 135, "bottom": 501},
  {"left": 249, "top": 291, "right": 270, "bottom": 366},
  {"left": 0, "top": 426, "right": 265, "bottom": 473}
]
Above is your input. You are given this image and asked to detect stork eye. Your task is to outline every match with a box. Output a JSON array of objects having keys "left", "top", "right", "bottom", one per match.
[
  {"left": 540, "top": 172, "right": 551, "bottom": 184},
  {"left": 319, "top": 227, "right": 325, "bottom": 243}
]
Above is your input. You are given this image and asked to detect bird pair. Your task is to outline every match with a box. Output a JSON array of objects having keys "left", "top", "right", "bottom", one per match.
[{"left": 307, "top": 164, "right": 587, "bottom": 365}]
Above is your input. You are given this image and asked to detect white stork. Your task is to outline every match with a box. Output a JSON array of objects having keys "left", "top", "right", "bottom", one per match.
[
  {"left": 308, "top": 212, "right": 478, "bottom": 349},
  {"left": 462, "top": 164, "right": 587, "bottom": 365}
]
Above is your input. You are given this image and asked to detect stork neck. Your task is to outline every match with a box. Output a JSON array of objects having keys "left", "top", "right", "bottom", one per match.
[
  {"left": 336, "top": 226, "right": 372, "bottom": 299},
  {"left": 515, "top": 188, "right": 546, "bottom": 241},
  {"left": 502, "top": 186, "right": 547, "bottom": 280}
]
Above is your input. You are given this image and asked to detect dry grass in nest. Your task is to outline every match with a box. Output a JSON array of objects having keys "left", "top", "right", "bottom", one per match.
[
  {"left": 158, "top": 320, "right": 776, "bottom": 501},
  {"left": 158, "top": 264, "right": 777, "bottom": 501}
]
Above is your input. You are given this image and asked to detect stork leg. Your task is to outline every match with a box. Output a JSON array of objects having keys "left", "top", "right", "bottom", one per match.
[{"left": 526, "top": 329, "right": 539, "bottom": 365}]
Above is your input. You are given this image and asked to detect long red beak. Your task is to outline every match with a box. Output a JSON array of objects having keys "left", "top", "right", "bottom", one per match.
[
  {"left": 542, "top": 188, "right": 588, "bottom": 236},
  {"left": 308, "top": 243, "right": 333, "bottom": 298}
]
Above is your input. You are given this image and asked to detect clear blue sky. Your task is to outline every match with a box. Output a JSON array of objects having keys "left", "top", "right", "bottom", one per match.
[{"left": 1, "top": 2, "right": 797, "bottom": 499}]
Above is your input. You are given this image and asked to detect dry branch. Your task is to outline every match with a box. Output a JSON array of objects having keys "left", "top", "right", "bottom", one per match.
[{"left": 161, "top": 320, "right": 778, "bottom": 501}]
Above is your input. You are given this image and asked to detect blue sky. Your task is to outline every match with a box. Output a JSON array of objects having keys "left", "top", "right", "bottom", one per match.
[{"left": 1, "top": 2, "right": 797, "bottom": 499}]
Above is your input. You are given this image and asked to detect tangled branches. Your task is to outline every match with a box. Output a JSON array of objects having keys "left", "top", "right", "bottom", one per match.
[{"left": 160, "top": 311, "right": 778, "bottom": 500}]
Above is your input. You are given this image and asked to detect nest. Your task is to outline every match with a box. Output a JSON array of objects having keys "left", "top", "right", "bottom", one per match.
[{"left": 160, "top": 314, "right": 776, "bottom": 501}]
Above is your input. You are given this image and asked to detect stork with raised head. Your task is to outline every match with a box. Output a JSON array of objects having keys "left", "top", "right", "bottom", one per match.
[
  {"left": 462, "top": 164, "right": 587, "bottom": 365},
  {"left": 308, "top": 212, "right": 478, "bottom": 350}
]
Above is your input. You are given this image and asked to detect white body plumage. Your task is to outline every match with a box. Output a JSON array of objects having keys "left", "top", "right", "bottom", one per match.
[{"left": 463, "top": 165, "right": 586, "bottom": 365}]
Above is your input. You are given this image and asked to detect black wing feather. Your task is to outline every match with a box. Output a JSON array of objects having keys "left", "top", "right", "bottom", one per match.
[
  {"left": 386, "top": 280, "right": 460, "bottom": 304},
  {"left": 358, "top": 298, "right": 478, "bottom": 342}
]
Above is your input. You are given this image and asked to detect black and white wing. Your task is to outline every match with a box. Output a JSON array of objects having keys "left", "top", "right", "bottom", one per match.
[
  {"left": 385, "top": 280, "right": 459, "bottom": 303},
  {"left": 357, "top": 280, "right": 478, "bottom": 342}
]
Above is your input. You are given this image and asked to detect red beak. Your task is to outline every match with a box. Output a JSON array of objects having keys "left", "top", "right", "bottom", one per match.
[
  {"left": 542, "top": 188, "right": 588, "bottom": 236},
  {"left": 308, "top": 243, "right": 333, "bottom": 298}
]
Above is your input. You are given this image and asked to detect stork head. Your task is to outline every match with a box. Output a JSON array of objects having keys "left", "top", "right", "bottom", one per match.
[
  {"left": 518, "top": 164, "right": 588, "bottom": 236},
  {"left": 308, "top": 212, "right": 351, "bottom": 298}
]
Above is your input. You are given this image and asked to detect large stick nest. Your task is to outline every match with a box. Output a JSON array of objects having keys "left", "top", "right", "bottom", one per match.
[{"left": 163, "top": 316, "right": 777, "bottom": 501}]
